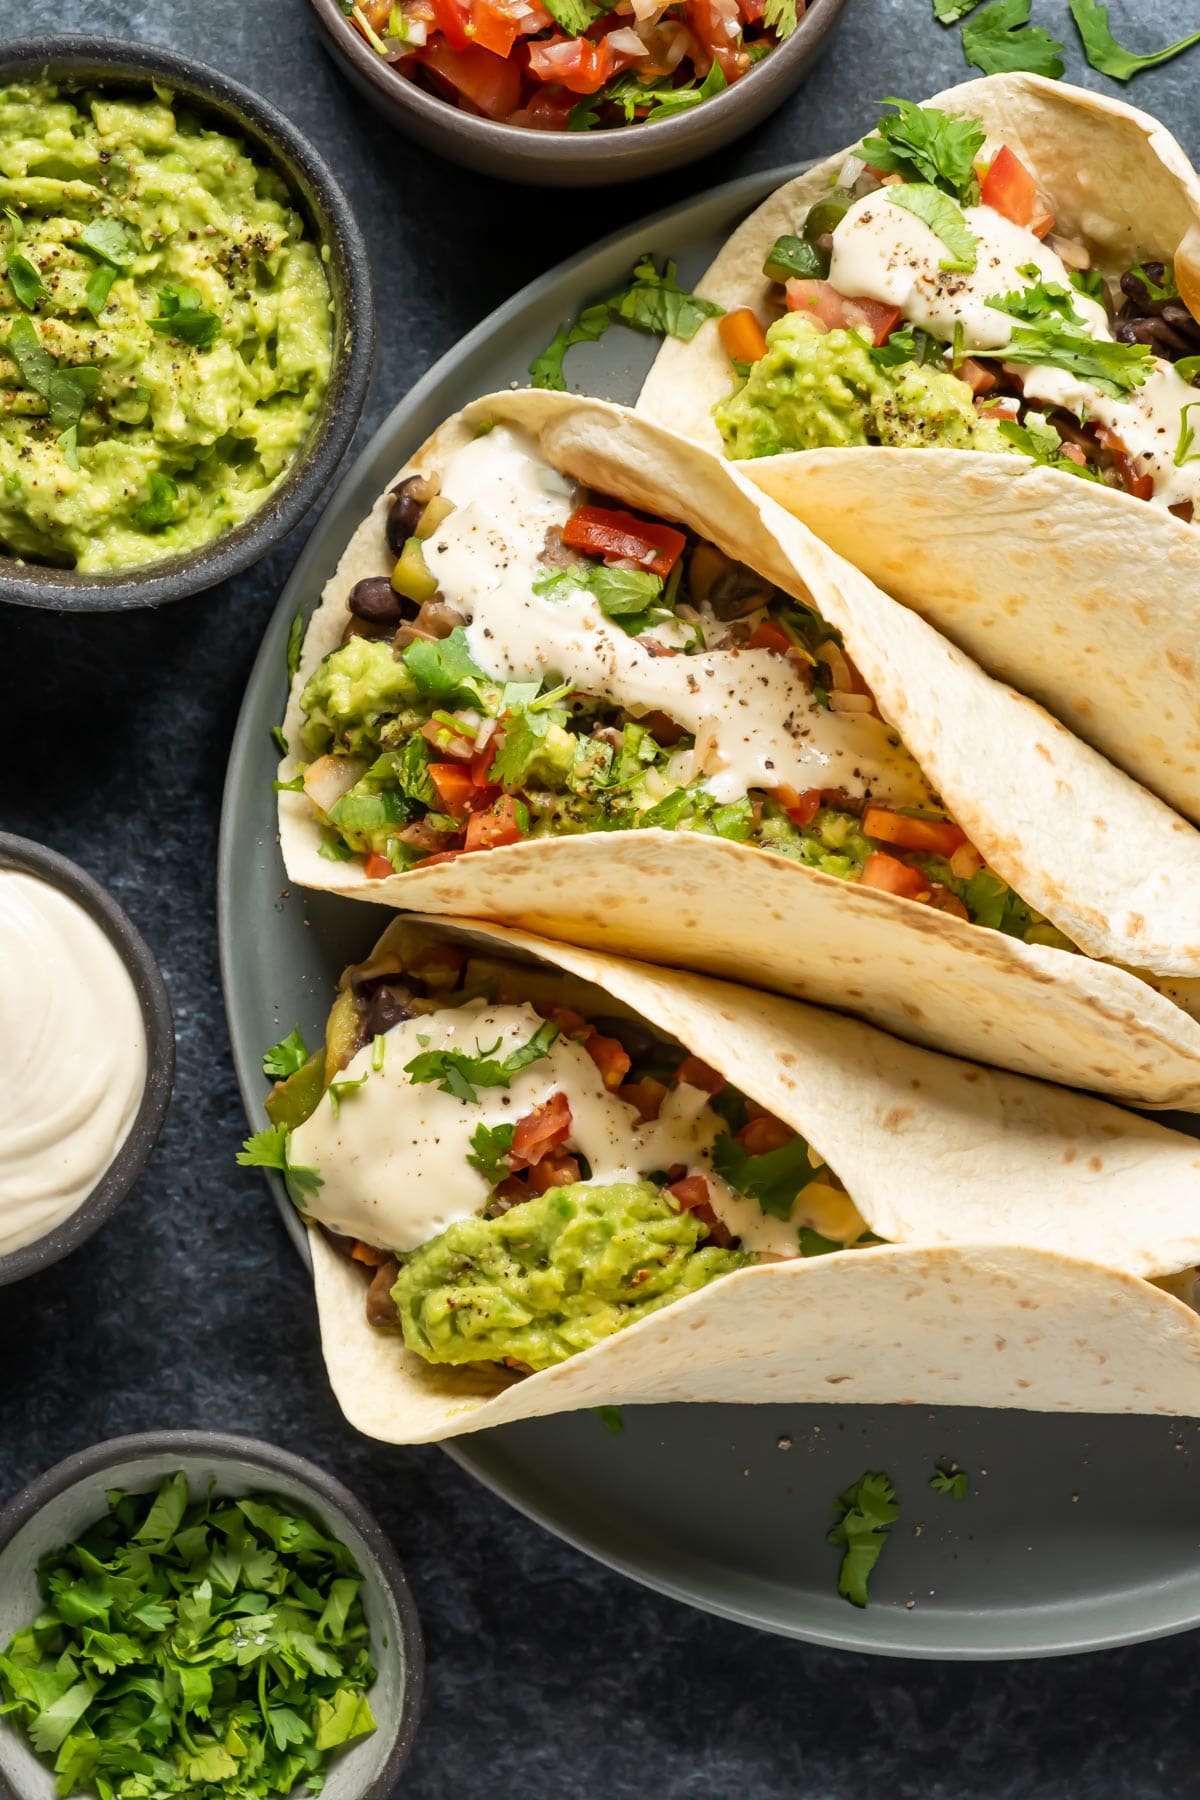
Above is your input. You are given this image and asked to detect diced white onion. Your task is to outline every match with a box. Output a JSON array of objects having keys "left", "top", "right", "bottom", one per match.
[
  {"left": 607, "top": 27, "right": 649, "bottom": 52},
  {"left": 1048, "top": 233, "right": 1090, "bottom": 271},
  {"left": 829, "top": 692, "right": 874, "bottom": 714}
]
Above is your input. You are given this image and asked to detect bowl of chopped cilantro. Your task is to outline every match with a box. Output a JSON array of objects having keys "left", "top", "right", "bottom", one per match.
[
  {"left": 0, "top": 1434, "right": 422, "bottom": 1799},
  {"left": 307, "top": 0, "right": 850, "bottom": 185},
  {"left": 0, "top": 38, "right": 374, "bottom": 610}
]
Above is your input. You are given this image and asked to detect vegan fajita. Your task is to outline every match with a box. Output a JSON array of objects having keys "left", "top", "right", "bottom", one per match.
[
  {"left": 242, "top": 917, "right": 1200, "bottom": 1444},
  {"left": 637, "top": 75, "right": 1200, "bottom": 822},
  {"left": 274, "top": 387, "right": 1200, "bottom": 1108}
]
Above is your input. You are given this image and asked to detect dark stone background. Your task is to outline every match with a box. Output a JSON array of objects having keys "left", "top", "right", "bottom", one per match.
[{"left": 4, "top": 2, "right": 1200, "bottom": 1793}]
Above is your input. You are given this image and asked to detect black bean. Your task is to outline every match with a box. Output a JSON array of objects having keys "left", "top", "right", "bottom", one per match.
[
  {"left": 348, "top": 576, "right": 404, "bottom": 625},
  {"left": 589, "top": 1014, "right": 662, "bottom": 1060},
  {"left": 360, "top": 984, "right": 415, "bottom": 1039},
  {"left": 387, "top": 474, "right": 434, "bottom": 555},
  {"left": 1117, "top": 316, "right": 1196, "bottom": 354}
]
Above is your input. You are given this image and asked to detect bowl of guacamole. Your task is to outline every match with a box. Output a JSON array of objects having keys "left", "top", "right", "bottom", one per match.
[{"left": 0, "top": 38, "right": 374, "bottom": 610}]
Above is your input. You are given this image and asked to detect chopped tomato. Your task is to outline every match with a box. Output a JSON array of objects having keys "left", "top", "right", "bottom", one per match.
[
  {"left": 785, "top": 279, "right": 901, "bottom": 347},
  {"left": 958, "top": 357, "right": 997, "bottom": 396},
  {"left": 420, "top": 37, "right": 522, "bottom": 117},
  {"left": 429, "top": 761, "right": 475, "bottom": 816},
  {"left": 736, "top": 1114, "right": 793, "bottom": 1156},
  {"left": 1099, "top": 428, "right": 1154, "bottom": 501},
  {"left": 363, "top": 851, "right": 394, "bottom": 880},
  {"left": 413, "top": 942, "right": 468, "bottom": 986},
  {"left": 746, "top": 619, "right": 791, "bottom": 654},
  {"left": 463, "top": 794, "right": 526, "bottom": 851},
  {"left": 506, "top": 84, "right": 577, "bottom": 128},
  {"left": 619, "top": 1076, "right": 668, "bottom": 1121},
  {"left": 783, "top": 786, "right": 823, "bottom": 828},
  {"left": 980, "top": 144, "right": 1037, "bottom": 228},
  {"left": 526, "top": 1152, "right": 582, "bottom": 1194},
  {"left": 430, "top": 0, "right": 471, "bottom": 47},
  {"left": 1030, "top": 208, "right": 1055, "bottom": 240},
  {"left": 510, "top": 1090, "right": 573, "bottom": 1168},
  {"left": 469, "top": 0, "right": 522, "bottom": 56},
  {"left": 860, "top": 851, "right": 933, "bottom": 903},
  {"left": 562, "top": 505, "right": 686, "bottom": 576},
  {"left": 738, "top": 0, "right": 765, "bottom": 19},
  {"left": 545, "top": 1004, "right": 592, "bottom": 1040},
  {"left": 470, "top": 735, "right": 497, "bottom": 786},
  {"left": 586, "top": 1033, "right": 632, "bottom": 1090},
  {"left": 862, "top": 807, "right": 967, "bottom": 859},
  {"left": 685, "top": 0, "right": 749, "bottom": 81},
  {"left": 718, "top": 308, "right": 768, "bottom": 365},
  {"left": 675, "top": 1054, "right": 724, "bottom": 1094},
  {"left": 667, "top": 1174, "right": 714, "bottom": 1211},
  {"left": 527, "top": 33, "right": 614, "bottom": 91}
]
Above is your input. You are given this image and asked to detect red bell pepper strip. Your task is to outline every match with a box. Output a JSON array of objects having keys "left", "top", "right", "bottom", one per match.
[{"left": 562, "top": 505, "right": 686, "bottom": 576}]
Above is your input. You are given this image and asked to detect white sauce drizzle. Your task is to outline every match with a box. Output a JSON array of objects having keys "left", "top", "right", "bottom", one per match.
[
  {"left": 293, "top": 999, "right": 825, "bottom": 1256},
  {"left": 828, "top": 190, "right": 1200, "bottom": 512},
  {"left": 420, "top": 427, "right": 936, "bottom": 809},
  {"left": 0, "top": 871, "right": 147, "bottom": 1256}
]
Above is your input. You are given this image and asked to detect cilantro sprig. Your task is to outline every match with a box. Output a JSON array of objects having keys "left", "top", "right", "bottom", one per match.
[
  {"left": 404, "top": 1019, "right": 560, "bottom": 1104},
  {"left": 710, "top": 1129, "right": 820, "bottom": 1223},
  {"left": 986, "top": 286, "right": 1152, "bottom": 397},
  {"left": 263, "top": 1027, "right": 312, "bottom": 1080},
  {"left": 529, "top": 254, "right": 723, "bottom": 391},
  {"left": 0, "top": 1473, "right": 377, "bottom": 1799},
  {"left": 860, "top": 99, "right": 985, "bottom": 202},
  {"left": 930, "top": 1464, "right": 969, "bottom": 1499},
  {"left": 827, "top": 1471, "right": 899, "bottom": 1607},
  {"left": 961, "top": 0, "right": 1065, "bottom": 75},
  {"left": 1065, "top": 0, "right": 1200, "bottom": 80},
  {"left": 466, "top": 1120, "right": 516, "bottom": 1184},
  {"left": 535, "top": 560, "right": 672, "bottom": 636},
  {"left": 237, "top": 1124, "right": 324, "bottom": 1208},
  {"left": 149, "top": 283, "right": 222, "bottom": 349}
]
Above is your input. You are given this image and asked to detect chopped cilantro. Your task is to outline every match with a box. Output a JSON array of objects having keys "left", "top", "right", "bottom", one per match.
[
  {"left": 0, "top": 1472, "right": 376, "bottom": 1799},
  {"left": 149, "top": 283, "right": 221, "bottom": 348},
  {"left": 286, "top": 611, "right": 305, "bottom": 684},
  {"left": 6, "top": 252, "right": 45, "bottom": 310},
  {"left": 85, "top": 262, "right": 116, "bottom": 319},
  {"left": 930, "top": 1464, "right": 969, "bottom": 1499},
  {"left": 827, "top": 1471, "right": 898, "bottom": 1607},
  {"left": 593, "top": 1405, "right": 625, "bottom": 1434},
  {"left": 870, "top": 323, "right": 946, "bottom": 368},
  {"left": 1176, "top": 402, "right": 1200, "bottom": 468},
  {"left": 372, "top": 1033, "right": 386, "bottom": 1072},
  {"left": 529, "top": 254, "right": 722, "bottom": 390},
  {"left": 997, "top": 413, "right": 1100, "bottom": 481},
  {"left": 710, "top": 1130, "right": 820, "bottom": 1222},
  {"left": 860, "top": 99, "right": 985, "bottom": 202},
  {"left": 318, "top": 832, "right": 355, "bottom": 862},
  {"left": 57, "top": 424, "right": 80, "bottom": 472},
  {"left": 1066, "top": 0, "right": 1200, "bottom": 79},
  {"left": 1128, "top": 262, "right": 1179, "bottom": 303},
  {"left": 467, "top": 1119, "right": 516, "bottom": 1184},
  {"left": 886, "top": 184, "right": 976, "bottom": 272},
  {"left": 271, "top": 722, "right": 290, "bottom": 755},
  {"left": 6, "top": 314, "right": 100, "bottom": 432},
  {"left": 263, "top": 1027, "right": 311, "bottom": 1080},
  {"left": 76, "top": 217, "right": 141, "bottom": 268},
  {"left": 132, "top": 472, "right": 179, "bottom": 530},
  {"left": 237, "top": 1124, "right": 324, "bottom": 1208},
  {"left": 569, "top": 59, "right": 726, "bottom": 129},
  {"left": 543, "top": 0, "right": 605, "bottom": 30},
  {"left": 1068, "top": 267, "right": 1106, "bottom": 304},
  {"left": 404, "top": 1019, "right": 560, "bottom": 1104},
  {"left": 328, "top": 1073, "right": 368, "bottom": 1117},
  {"left": 961, "top": 0, "right": 1065, "bottom": 77},
  {"left": 986, "top": 286, "right": 1152, "bottom": 397},
  {"left": 1176, "top": 354, "right": 1200, "bottom": 384},
  {"left": 401, "top": 627, "right": 490, "bottom": 706}
]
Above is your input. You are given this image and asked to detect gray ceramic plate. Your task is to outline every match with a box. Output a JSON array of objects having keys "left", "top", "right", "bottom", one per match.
[{"left": 219, "top": 172, "right": 1200, "bottom": 1661}]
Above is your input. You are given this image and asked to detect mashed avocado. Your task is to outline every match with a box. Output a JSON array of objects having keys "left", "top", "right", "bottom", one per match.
[
  {"left": 715, "top": 315, "right": 1015, "bottom": 460},
  {"left": 0, "top": 83, "right": 332, "bottom": 573},
  {"left": 393, "top": 1180, "right": 743, "bottom": 1371}
]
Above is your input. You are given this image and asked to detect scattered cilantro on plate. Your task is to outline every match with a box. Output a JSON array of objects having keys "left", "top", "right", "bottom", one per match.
[
  {"left": 529, "top": 255, "right": 723, "bottom": 391},
  {"left": 961, "top": 0, "right": 1064, "bottom": 76},
  {"left": 1065, "top": 0, "right": 1200, "bottom": 80},
  {"left": 930, "top": 1464, "right": 970, "bottom": 1500},
  {"left": 827, "top": 1471, "right": 899, "bottom": 1606},
  {"left": 0, "top": 1473, "right": 377, "bottom": 1799}
]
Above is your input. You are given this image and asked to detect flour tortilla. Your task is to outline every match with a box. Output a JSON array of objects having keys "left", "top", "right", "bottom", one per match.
[
  {"left": 277, "top": 386, "right": 1200, "bottom": 1108},
  {"left": 307, "top": 916, "right": 1200, "bottom": 1445},
  {"left": 637, "top": 74, "right": 1200, "bottom": 824}
]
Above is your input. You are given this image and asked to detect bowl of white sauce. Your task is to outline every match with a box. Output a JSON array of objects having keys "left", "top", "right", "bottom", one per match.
[{"left": 0, "top": 834, "right": 173, "bottom": 1284}]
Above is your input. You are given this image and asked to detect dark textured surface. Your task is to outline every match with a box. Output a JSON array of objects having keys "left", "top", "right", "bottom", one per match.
[{"left": 4, "top": 1, "right": 1200, "bottom": 1793}]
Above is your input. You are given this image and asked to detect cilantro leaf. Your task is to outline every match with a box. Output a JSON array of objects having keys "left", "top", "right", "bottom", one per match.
[
  {"left": 827, "top": 1471, "right": 899, "bottom": 1607},
  {"left": 930, "top": 1464, "right": 969, "bottom": 1499},
  {"left": 6, "top": 315, "right": 100, "bottom": 433},
  {"left": 148, "top": 283, "right": 221, "bottom": 348},
  {"left": 132, "top": 471, "right": 179, "bottom": 530},
  {"left": 286, "top": 610, "right": 304, "bottom": 683},
  {"left": 762, "top": 0, "right": 798, "bottom": 36},
  {"left": 996, "top": 414, "right": 1100, "bottom": 481},
  {"left": 263, "top": 1026, "right": 311, "bottom": 1080},
  {"left": 543, "top": 0, "right": 605, "bottom": 29},
  {"left": 993, "top": 315, "right": 1152, "bottom": 398},
  {"left": 710, "top": 1129, "right": 820, "bottom": 1222},
  {"left": 870, "top": 323, "right": 946, "bottom": 369},
  {"left": 860, "top": 98, "right": 985, "bottom": 201},
  {"left": 76, "top": 217, "right": 141, "bottom": 268},
  {"left": 593, "top": 1405, "right": 625, "bottom": 1434},
  {"left": 583, "top": 59, "right": 727, "bottom": 129},
  {"left": 1066, "top": 0, "right": 1200, "bottom": 79},
  {"left": 961, "top": 0, "right": 1065, "bottom": 77},
  {"left": 467, "top": 1120, "right": 516, "bottom": 1184},
  {"left": 85, "top": 261, "right": 116, "bottom": 318},
  {"left": 535, "top": 559, "right": 670, "bottom": 636},
  {"left": 6, "top": 252, "right": 45, "bottom": 310},
  {"left": 404, "top": 1019, "right": 560, "bottom": 1104},
  {"left": 529, "top": 255, "right": 722, "bottom": 390},
  {"left": 402, "top": 626, "right": 491, "bottom": 705},
  {"left": 886, "top": 183, "right": 976, "bottom": 272},
  {"left": 933, "top": 0, "right": 981, "bottom": 20},
  {"left": 237, "top": 1124, "right": 324, "bottom": 1207}
]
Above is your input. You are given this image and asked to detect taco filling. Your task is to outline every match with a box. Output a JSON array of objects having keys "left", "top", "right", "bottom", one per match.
[
  {"left": 289, "top": 422, "right": 1068, "bottom": 949},
  {"left": 714, "top": 97, "right": 1200, "bottom": 521},
  {"left": 249, "top": 940, "right": 877, "bottom": 1374}
]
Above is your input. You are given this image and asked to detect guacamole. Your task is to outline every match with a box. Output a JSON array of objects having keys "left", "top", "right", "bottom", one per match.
[
  {"left": 714, "top": 315, "right": 1016, "bottom": 461},
  {"left": 393, "top": 1180, "right": 744, "bottom": 1371},
  {"left": 0, "top": 83, "right": 332, "bottom": 573}
]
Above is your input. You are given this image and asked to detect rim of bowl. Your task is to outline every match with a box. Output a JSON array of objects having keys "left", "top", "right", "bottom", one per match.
[
  {"left": 307, "top": 0, "right": 850, "bottom": 167},
  {"left": 0, "top": 36, "right": 376, "bottom": 612},
  {"left": 0, "top": 1430, "right": 424, "bottom": 1798},
  {"left": 0, "top": 833, "right": 175, "bottom": 1286}
]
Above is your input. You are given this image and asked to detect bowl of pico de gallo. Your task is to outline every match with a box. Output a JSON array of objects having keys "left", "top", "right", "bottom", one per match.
[{"left": 307, "top": 0, "right": 849, "bottom": 184}]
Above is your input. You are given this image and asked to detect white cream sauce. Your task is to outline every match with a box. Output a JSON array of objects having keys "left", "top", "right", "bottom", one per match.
[
  {"left": 420, "top": 427, "right": 936, "bottom": 809},
  {"left": 0, "top": 871, "right": 147, "bottom": 1256},
  {"left": 828, "top": 189, "right": 1200, "bottom": 513},
  {"left": 293, "top": 999, "right": 829, "bottom": 1256}
]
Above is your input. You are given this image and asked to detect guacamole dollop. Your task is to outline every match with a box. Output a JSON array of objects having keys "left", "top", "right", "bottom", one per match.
[
  {"left": 0, "top": 83, "right": 332, "bottom": 574},
  {"left": 393, "top": 1180, "right": 743, "bottom": 1371},
  {"left": 714, "top": 315, "right": 1015, "bottom": 460}
]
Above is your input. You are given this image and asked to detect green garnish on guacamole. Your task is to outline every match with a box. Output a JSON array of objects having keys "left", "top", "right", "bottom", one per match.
[
  {"left": 393, "top": 1179, "right": 744, "bottom": 1371},
  {"left": 715, "top": 315, "right": 1015, "bottom": 459},
  {"left": 0, "top": 83, "right": 332, "bottom": 573}
]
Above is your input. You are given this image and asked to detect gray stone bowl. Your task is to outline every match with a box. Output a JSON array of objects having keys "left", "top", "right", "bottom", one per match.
[
  {"left": 0, "top": 834, "right": 174, "bottom": 1287},
  {"left": 0, "top": 36, "right": 375, "bottom": 612},
  {"left": 307, "top": 0, "right": 850, "bottom": 185},
  {"left": 0, "top": 1433, "right": 423, "bottom": 1799}
]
